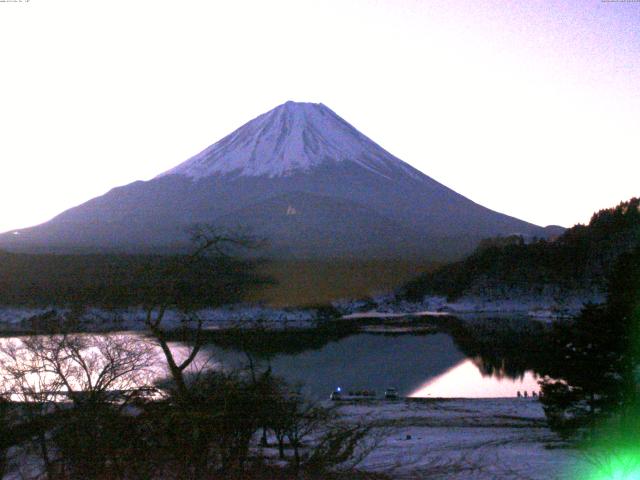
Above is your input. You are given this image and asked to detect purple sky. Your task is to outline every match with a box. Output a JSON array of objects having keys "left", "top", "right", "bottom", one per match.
[{"left": 0, "top": 0, "right": 638, "bottom": 232}]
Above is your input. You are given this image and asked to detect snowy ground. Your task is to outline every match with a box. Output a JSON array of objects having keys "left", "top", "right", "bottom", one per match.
[
  {"left": 337, "top": 292, "right": 603, "bottom": 320},
  {"left": 3, "top": 397, "right": 585, "bottom": 480},
  {"left": 0, "top": 298, "right": 583, "bottom": 334},
  {"left": 332, "top": 398, "right": 578, "bottom": 479},
  {"left": 0, "top": 305, "right": 320, "bottom": 333},
  {"left": 0, "top": 288, "right": 600, "bottom": 333}
]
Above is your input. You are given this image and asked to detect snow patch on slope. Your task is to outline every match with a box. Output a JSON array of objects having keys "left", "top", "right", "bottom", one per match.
[{"left": 158, "top": 101, "right": 423, "bottom": 181}]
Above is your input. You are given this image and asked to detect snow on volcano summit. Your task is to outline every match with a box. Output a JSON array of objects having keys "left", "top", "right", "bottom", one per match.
[
  {"left": 0, "top": 100, "right": 550, "bottom": 258},
  {"left": 159, "top": 101, "right": 421, "bottom": 180}
]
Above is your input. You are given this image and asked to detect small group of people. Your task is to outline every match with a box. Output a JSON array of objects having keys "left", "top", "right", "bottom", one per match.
[{"left": 516, "top": 390, "right": 538, "bottom": 398}]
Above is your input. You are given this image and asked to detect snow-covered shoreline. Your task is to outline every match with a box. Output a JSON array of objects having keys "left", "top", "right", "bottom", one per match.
[
  {"left": 0, "top": 290, "right": 600, "bottom": 334},
  {"left": 336, "top": 291, "right": 604, "bottom": 320},
  {"left": 0, "top": 305, "right": 323, "bottom": 334}
]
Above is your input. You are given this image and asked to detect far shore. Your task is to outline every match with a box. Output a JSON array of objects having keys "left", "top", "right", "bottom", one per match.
[{"left": 0, "top": 294, "right": 594, "bottom": 335}]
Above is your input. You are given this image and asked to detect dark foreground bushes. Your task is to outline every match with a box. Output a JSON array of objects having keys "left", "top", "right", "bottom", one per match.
[
  {"left": 0, "top": 332, "right": 374, "bottom": 480},
  {"left": 538, "top": 245, "right": 640, "bottom": 442},
  {"left": 0, "top": 227, "right": 376, "bottom": 478}
]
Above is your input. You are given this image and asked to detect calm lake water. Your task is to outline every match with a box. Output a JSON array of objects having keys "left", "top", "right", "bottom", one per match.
[
  {"left": 0, "top": 320, "right": 546, "bottom": 400},
  {"left": 201, "top": 332, "right": 542, "bottom": 400}
]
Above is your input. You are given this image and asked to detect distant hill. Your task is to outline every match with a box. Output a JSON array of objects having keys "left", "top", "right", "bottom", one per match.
[
  {"left": 0, "top": 101, "right": 555, "bottom": 261},
  {"left": 402, "top": 198, "right": 640, "bottom": 301},
  {"left": 0, "top": 250, "right": 263, "bottom": 308}
]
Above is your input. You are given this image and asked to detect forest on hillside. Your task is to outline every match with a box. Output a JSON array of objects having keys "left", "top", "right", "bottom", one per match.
[
  {"left": 0, "top": 250, "right": 266, "bottom": 308},
  {"left": 402, "top": 198, "right": 640, "bottom": 301}
]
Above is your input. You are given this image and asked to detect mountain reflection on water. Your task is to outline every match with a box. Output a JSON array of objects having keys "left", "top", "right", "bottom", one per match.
[
  {"left": 202, "top": 317, "right": 549, "bottom": 399},
  {"left": 203, "top": 333, "right": 464, "bottom": 399},
  {"left": 409, "top": 359, "right": 540, "bottom": 398}
]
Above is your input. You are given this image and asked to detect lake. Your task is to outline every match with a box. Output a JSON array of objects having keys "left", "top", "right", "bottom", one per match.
[
  {"left": 201, "top": 330, "right": 543, "bottom": 400},
  {"left": 0, "top": 317, "right": 548, "bottom": 400}
]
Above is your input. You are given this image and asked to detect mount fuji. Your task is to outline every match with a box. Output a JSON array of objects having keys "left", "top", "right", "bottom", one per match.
[{"left": 0, "top": 101, "right": 558, "bottom": 259}]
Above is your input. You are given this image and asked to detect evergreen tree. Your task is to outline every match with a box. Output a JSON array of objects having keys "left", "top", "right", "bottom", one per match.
[{"left": 540, "top": 245, "right": 640, "bottom": 438}]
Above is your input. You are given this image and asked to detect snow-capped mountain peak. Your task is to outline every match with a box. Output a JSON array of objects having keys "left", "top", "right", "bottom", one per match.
[
  {"left": 158, "top": 101, "right": 421, "bottom": 180},
  {"left": 0, "top": 101, "right": 550, "bottom": 259}
]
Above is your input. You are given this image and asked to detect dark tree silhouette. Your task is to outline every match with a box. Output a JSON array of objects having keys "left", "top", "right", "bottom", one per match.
[
  {"left": 539, "top": 245, "right": 640, "bottom": 438},
  {"left": 142, "top": 225, "right": 266, "bottom": 401},
  {"left": 403, "top": 197, "right": 640, "bottom": 302},
  {"left": 0, "top": 333, "right": 157, "bottom": 479}
]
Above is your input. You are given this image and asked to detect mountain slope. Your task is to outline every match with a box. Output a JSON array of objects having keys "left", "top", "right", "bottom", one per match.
[
  {"left": 215, "top": 190, "right": 432, "bottom": 259},
  {"left": 0, "top": 101, "right": 554, "bottom": 259}
]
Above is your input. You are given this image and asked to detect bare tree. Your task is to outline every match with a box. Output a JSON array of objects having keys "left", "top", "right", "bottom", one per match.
[
  {"left": 305, "top": 421, "right": 378, "bottom": 474},
  {"left": 129, "top": 226, "right": 267, "bottom": 478},
  {"left": 279, "top": 393, "right": 331, "bottom": 471},
  {"left": 9, "top": 333, "right": 155, "bottom": 405},
  {"left": 0, "top": 333, "right": 156, "bottom": 479},
  {"left": 142, "top": 225, "right": 265, "bottom": 402},
  {"left": 1, "top": 336, "right": 68, "bottom": 477}
]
